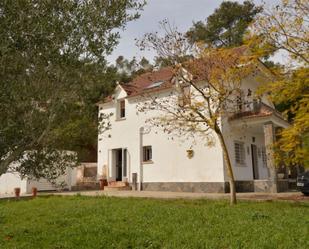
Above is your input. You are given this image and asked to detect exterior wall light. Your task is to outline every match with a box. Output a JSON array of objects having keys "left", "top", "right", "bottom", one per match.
[{"left": 186, "top": 149, "right": 194, "bottom": 159}]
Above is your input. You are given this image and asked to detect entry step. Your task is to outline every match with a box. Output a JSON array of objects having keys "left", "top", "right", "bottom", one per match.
[{"left": 105, "top": 181, "right": 131, "bottom": 191}]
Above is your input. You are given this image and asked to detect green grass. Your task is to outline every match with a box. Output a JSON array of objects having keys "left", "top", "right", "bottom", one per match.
[{"left": 0, "top": 196, "right": 308, "bottom": 249}]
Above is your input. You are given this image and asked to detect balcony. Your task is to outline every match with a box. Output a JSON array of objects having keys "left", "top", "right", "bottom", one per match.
[{"left": 229, "top": 99, "right": 283, "bottom": 121}]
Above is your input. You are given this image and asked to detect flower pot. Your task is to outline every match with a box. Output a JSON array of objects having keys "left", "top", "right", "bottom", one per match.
[
  {"left": 32, "top": 187, "right": 37, "bottom": 197},
  {"left": 14, "top": 187, "right": 21, "bottom": 198},
  {"left": 99, "top": 179, "right": 107, "bottom": 190}
]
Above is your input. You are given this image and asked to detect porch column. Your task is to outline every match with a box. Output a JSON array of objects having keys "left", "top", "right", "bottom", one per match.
[{"left": 263, "top": 121, "right": 278, "bottom": 193}]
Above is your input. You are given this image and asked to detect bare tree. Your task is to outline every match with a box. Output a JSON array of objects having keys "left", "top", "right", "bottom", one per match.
[
  {"left": 137, "top": 19, "right": 195, "bottom": 67},
  {"left": 137, "top": 21, "right": 256, "bottom": 204}
]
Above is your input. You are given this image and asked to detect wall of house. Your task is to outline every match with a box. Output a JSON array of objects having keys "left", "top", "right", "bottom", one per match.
[
  {"left": 98, "top": 87, "right": 226, "bottom": 188},
  {"left": 222, "top": 117, "right": 269, "bottom": 182},
  {"left": 240, "top": 74, "right": 274, "bottom": 108},
  {"left": 27, "top": 167, "right": 77, "bottom": 193},
  {"left": 0, "top": 167, "right": 77, "bottom": 195},
  {"left": 221, "top": 75, "right": 272, "bottom": 182},
  {"left": 97, "top": 71, "right": 276, "bottom": 192},
  {"left": 0, "top": 172, "right": 28, "bottom": 195}
]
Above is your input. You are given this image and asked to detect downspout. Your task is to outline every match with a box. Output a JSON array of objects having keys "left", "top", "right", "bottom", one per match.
[
  {"left": 139, "top": 126, "right": 151, "bottom": 191},
  {"left": 139, "top": 127, "right": 144, "bottom": 191}
]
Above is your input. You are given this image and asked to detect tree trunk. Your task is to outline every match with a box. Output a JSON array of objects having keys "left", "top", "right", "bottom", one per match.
[{"left": 215, "top": 127, "right": 237, "bottom": 205}]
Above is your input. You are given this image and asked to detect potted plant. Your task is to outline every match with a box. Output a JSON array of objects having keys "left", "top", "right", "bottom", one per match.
[
  {"left": 32, "top": 187, "right": 37, "bottom": 197},
  {"left": 14, "top": 187, "right": 21, "bottom": 198}
]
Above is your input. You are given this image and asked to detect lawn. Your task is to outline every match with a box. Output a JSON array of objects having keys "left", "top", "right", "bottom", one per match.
[{"left": 0, "top": 196, "right": 308, "bottom": 249}]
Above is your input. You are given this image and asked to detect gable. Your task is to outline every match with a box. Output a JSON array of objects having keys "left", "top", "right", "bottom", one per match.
[{"left": 114, "top": 85, "right": 128, "bottom": 100}]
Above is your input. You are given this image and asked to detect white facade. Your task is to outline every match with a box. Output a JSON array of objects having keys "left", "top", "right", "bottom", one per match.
[
  {"left": 97, "top": 69, "right": 289, "bottom": 193},
  {"left": 0, "top": 172, "right": 28, "bottom": 195},
  {"left": 0, "top": 167, "right": 77, "bottom": 196}
]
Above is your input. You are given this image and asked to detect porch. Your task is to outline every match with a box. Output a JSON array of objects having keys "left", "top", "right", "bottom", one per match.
[{"left": 228, "top": 101, "right": 292, "bottom": 193}]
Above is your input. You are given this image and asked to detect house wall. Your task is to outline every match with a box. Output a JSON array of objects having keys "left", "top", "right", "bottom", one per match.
[
  {"left": 240, "top": 74, "right": 275, "bottom": 108},
  {"left": 218, "top": 74, "right": 272, "bottom": 181},
  {"left": 27, "top": 167, "right": 77, "bottom": 192},
  {"left": 0, "top": 172, "right": 28, "bottom": 195},
  {"left": 0, "top": 167, "right": 77, "bottom": 195},
  {"left": 98, "top": 71, "right": 276, "bottom": 193},
  {"left": 222, "top": 122, "right": 269, "bottom": 182},
  {"left": 98, "top": 87, "right": 226, "bottom": 192}
]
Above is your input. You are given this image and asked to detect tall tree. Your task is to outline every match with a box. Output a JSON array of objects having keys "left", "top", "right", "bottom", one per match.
[
  {"left": 186, "top": 1, "right": 262, "bottom": 47},
  {"left": 0, "top": 0, "right": 145, "bottom": 180},
  {"left": 114, "top": 56, "right": 153, "bottom": 83},
  {"left": 138, "top": 21, "right": 259, "bottom": 205},
  {"left": 248, "top": 0, "right": 309, "bottom": 167}
]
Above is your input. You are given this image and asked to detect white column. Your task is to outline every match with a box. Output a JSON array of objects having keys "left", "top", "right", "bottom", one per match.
[{"left": 263, "top": 121, "right": 278, "bottom": 193}]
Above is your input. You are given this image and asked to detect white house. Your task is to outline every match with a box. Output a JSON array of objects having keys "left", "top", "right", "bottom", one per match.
[{"left": 97, "top": 64, "right": 290, "bottom": 193}]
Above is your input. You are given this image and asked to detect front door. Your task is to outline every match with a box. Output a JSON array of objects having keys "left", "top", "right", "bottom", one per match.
[
  {"left": 115, "top": 149, "right": 122, "bottom": 181},
  {"left": 251, "top": 144, "right": 259, "bottom": 179},
  {"left": 114, "top": 148, "right": 128, "bottom": 181}
]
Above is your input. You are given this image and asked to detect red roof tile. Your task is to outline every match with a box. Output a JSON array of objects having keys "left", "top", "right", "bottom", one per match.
[
  {"left": 98, "top": 67, "right": 175, "bottom": 104},
  {"left": 120, "top": 67, "right": 174, "bottom": 97}
]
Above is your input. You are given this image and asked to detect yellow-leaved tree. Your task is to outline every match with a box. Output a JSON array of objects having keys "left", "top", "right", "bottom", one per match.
[{"left": 247, "top": 0, "right": 309, "bottom": 167}]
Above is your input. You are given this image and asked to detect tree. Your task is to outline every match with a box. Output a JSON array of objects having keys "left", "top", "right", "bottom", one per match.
[
  {"left": 248, "top": 0, "right": 309, "bottom": 167},
  {"left": 114, "top": 56, "right": 153, "bottom": 83},
  {"left": 137, "top": 19, "right": 194, "bottom": 67},
  {"left": 249, "top": 0, "right": 308, "bottom": 64},
  {"left": 186, "top": 1, "right": 262, "bottom": 48},
  {"left": 138, "top": 22, "right": 258, "bottom": 205},
  {"left": 0, "top": 0, "right": 145, "bottom": 180}
]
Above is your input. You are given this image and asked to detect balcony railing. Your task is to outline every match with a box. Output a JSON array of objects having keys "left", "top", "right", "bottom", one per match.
[{"left": 230, "top": 99, "right": 283, "bottom": 120}]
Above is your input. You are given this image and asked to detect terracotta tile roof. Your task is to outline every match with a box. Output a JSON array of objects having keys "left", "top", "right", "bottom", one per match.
[
  {"left": 120, "top": 67, "right": 174, "bottom": 97},
  {"left": 98, "top": 46, "right": 261, "bottom": 104},
  {"left": 184, "top": 46, "right": 249, "bottom": 82},
  {"left": 98, "top": 67, "right": 175, "bottom": 104}
]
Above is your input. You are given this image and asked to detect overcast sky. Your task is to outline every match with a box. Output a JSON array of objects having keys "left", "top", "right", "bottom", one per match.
[{"left": 107, "top": 0, "right": 280, "bottom": 64}]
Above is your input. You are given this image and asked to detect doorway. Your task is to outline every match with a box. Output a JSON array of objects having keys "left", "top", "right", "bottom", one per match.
[
  {"left": 113, "top": 148, "right": 127, "bottom": 181},
  {"left": 115, "top": 149, "right": 122, "bottom": 181},
  {"left": 251, "top": 144, "right": 259, "bottom": 179}
]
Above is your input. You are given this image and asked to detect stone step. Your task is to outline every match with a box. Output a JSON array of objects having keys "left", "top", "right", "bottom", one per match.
[{"left": 108, "top": 181, "right": 129, "bottom": 187}]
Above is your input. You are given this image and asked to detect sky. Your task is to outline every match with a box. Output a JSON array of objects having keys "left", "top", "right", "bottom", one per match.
[{"left": 107, "top": 0, "right": 280, "bottom": 64}]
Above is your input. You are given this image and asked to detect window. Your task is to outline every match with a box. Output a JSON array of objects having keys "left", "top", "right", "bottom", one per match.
[
  {"left": 118, "top": 100, "right": 125, "bottom": 119},
  {"left": 143, "top": 146, "right": 152, "bottom": 162},
  {"left": 236, "top": 95, "right": 243, "bottom": 111},
  {"left": 146, "top": 81, "right": 164, "bottom": 89},
  {"left": 234, "top": 141, "right": 245, "bottom": 165},
  {"left": 261, "top": 146, "right": 267, "bottom": 167}
]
